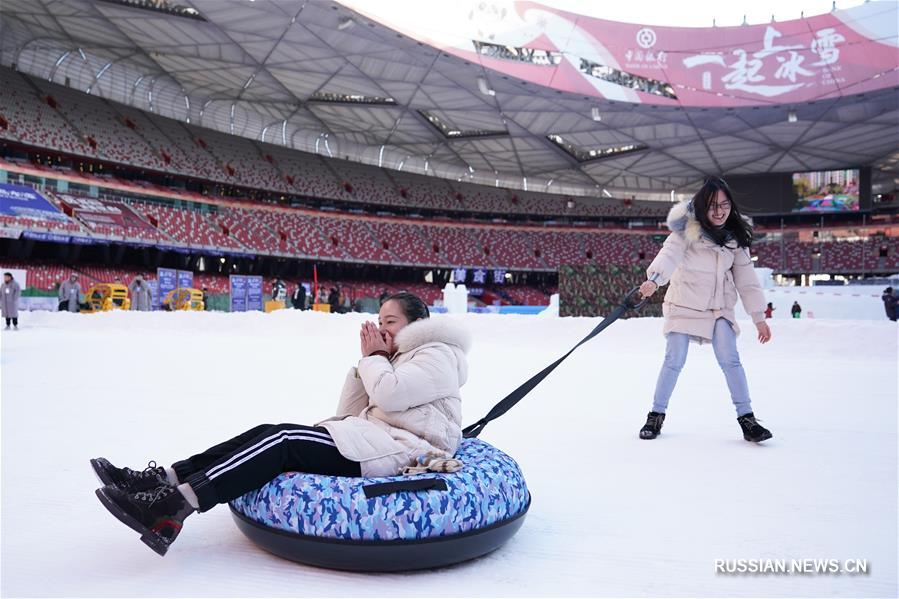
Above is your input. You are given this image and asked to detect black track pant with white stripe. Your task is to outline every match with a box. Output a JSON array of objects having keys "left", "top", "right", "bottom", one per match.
[{"left": 171, "top": 423, "right": 361, "bottom": 512}]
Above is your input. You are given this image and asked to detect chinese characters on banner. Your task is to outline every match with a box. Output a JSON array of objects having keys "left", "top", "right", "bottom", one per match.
[
  {"left": 624, "top": 27, "right": 668, "bottom": 71},
  {"left": 683, "top": 25, "right": 846, "bottom": 98},
  {"left": 452, "top": 268, "right": 508, "bottom": 284}
]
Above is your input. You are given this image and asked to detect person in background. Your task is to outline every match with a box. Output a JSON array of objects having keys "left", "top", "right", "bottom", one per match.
[
  {"left": 272, "top": 278, "right": 287, "bottom": 303},
  {"left": 328, "top": 286, "right": 341, "bottom": 314},
  {"left": 764, "top": 302, "right": 775, "bottom": 319},
  {"left": 791, "top": 301, "right": 802, "bottom": 319},
  {"left": 129, "top": 275, "right": 152, "bottom": 311},
  {"left": 881, "top": 287, "right": 897, "bottom": 322},
  {"left": 202, "top": 287, "right": 209, "bottom": 311},
  {"left": 2, "top": 272, "right": 21, "bottom": 330},
  {"left": 56, "top": 284, "right": 63, "bottom": 310},
  {"left": 59, "top": 274, "right": 82, "bottom": 313},
  {"left": 291, "top": 283, "right": 306, "bottom": 310}
]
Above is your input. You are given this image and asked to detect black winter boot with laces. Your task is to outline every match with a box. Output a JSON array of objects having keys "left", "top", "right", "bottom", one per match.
[
  {"left": 91, "top": 458, "right": 169, "bottom": 492},
  {"left": 95, "top": 482, "right": 195, "bottom": 556},
  {"left": 639, "top": 411, "right": 666, "bottom": 440},
  {"left": 737, "top": 412, "right": 773, "bottom": 443}
]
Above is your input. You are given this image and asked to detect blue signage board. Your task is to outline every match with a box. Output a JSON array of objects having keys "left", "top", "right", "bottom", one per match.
[
  {"left": 246, "top": 276, "right": 263, "bottom": 311},
  {"left": 230, "top": 275, "right": 248, "bottom": 312},
  {"left": 157, "top": 268, "right": 177, "bottom": 307},
  {"left": 177, "top": 270, "right": 193, "bottom": 290}
]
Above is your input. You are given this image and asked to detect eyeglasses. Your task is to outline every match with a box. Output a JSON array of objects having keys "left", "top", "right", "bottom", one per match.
[{"left": 708, "top": 201, "right": 731, "bottom": 214}]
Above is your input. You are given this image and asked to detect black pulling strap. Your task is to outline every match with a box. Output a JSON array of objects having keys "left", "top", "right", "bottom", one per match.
[
  {"left": 462, "top": 287, "right": 648, "bottom": 439},
  {"left": 362, "top": 478, "right": 448, "bottom": 498}
]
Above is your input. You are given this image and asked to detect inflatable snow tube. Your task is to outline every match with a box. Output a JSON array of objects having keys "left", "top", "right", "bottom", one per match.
[{"left": 229, "top": 438, "right": 530, "bottom": 571}]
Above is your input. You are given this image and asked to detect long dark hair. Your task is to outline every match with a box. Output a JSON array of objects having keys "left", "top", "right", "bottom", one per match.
[
  {"left": 692, "top": 177, "right": 753, "bottom": 249},
  {"left": 382, "top": 291, "right": 429, "bottom": 322}
]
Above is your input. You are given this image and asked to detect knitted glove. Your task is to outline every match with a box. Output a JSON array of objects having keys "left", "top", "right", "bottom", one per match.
[{"left": 401, "top": 452, "right": 464, "bottom": 475}]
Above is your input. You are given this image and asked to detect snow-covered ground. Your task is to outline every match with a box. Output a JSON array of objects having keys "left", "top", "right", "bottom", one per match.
[{"left": 1, "top": 309, "right": 896, "bottom": 597}]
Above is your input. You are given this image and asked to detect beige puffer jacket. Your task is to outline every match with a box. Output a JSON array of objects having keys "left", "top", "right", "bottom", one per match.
[
  {"left": 317, "top": 317, "right": 470, "bottom": 477},
  {"left": 646, "top": 200, "right": 766, "bottom": 343}
]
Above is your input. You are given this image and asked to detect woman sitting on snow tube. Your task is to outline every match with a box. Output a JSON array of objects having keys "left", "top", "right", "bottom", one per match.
[{"left": 91, "top": 291, "right": 470, "bottom": 557}]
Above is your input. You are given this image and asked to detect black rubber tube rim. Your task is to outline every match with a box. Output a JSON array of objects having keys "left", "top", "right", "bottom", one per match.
[{"left": 229, "top": 494, "right": 531, "bottom": 548}]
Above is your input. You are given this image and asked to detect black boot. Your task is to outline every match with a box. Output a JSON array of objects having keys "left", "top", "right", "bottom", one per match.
[
  {"left": 737, "top": 412, "right": 773, "bottom": 443},
  {"left": 95, "top": 483, "right": 195, "bottom": 556},
  {"left": 91, "top": 458, "right": 169, "bottom": 492},
  {"left": 639, "top": 411, "right": 666, "bottom": 440}
]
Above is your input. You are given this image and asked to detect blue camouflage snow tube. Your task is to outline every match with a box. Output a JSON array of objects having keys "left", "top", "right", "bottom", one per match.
[{"left": 229, "top": 437, "right": 530, "bottom": 571}]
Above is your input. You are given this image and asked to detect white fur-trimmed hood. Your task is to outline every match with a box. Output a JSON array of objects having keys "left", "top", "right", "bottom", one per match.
[
  {"left": 666, "top": 200, "right": 703, "bottom": 243},
  {"left": 394, "top": 317, "right": 472, "bottom": 354}
]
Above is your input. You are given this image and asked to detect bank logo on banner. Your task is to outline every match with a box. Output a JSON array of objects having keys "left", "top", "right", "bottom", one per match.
[{"left": 635, "top": 28, "right": 656, "bottom": 49}]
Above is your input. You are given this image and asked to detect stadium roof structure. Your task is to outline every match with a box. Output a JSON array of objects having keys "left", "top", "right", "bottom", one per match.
[{"left": 0, "top": 0, "right": 896, "bottom": 198}]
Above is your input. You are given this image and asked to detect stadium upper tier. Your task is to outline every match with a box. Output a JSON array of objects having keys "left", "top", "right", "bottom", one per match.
[
  {"left": 0, "top": 69, "right": 667, "bottom": 220},
  {"left": 1, "top": 176, "right": 897, "bottom": 275}
]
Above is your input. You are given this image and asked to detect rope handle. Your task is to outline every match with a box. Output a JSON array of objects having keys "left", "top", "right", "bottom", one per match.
[
  {"left": 462, "top": 285, "right": 649, "bottom": 439},
  {"left": 622, "top": 286, "right": 649, "bottom": 311}
]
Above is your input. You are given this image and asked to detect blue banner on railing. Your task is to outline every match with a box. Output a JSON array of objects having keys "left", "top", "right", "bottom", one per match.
[
  {"left": 0, "top": 184, "right": 68, "bottom": 222},
  {"left": 69, "top": 236, "right": 97, "bottom": 245},
  {"left": 246, "top": 276, "right": 263, "bottom": 311},
  {"left": 230, "top": 275, "right": 248, "bottom": 312},
  {"left": 21, "top": 231, "right": 73, "bottom": 244}
]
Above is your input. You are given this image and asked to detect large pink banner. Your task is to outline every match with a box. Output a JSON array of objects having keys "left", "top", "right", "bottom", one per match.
[{"left": 346, "top": 1, "right": 898, "bottom": 107}]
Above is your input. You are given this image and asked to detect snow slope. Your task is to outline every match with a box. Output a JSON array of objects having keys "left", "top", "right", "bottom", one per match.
[{"left": 1, "top": 310, "right": 896, "bottom": 597}]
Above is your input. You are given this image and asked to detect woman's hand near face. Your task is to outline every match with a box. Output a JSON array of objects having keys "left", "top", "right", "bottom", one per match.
[
  {"left": 360, "top": 321, "right": 390, "bottom": 357},
  {"left": 382, "top": 329, "right": 395, "bottom": 355}
]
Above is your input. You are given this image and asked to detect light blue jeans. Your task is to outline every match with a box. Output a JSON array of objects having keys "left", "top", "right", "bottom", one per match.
[{"left": 651, "top": 317, "right": 753, "bottom": 416}]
